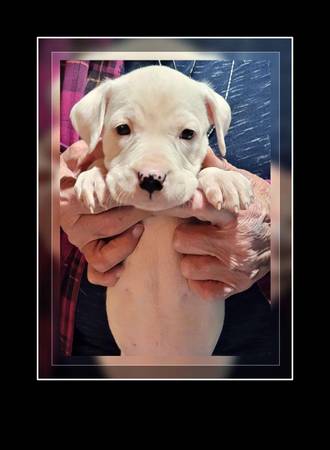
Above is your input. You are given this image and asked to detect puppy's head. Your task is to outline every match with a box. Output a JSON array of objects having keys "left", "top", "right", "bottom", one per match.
[{"left": 70, "top": 65, "right": 231, "bottom": 211}]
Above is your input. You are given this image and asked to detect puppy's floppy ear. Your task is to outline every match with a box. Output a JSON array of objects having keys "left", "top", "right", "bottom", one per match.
[
  {"left": 202, "top": 84, "right": 231, "bottom": 158},
  {"left": 70, "top": 80, "right": 111, "bottom": 152}
]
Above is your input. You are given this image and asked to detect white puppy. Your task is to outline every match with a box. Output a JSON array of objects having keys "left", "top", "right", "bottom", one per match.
[{"left": 70, "top": 65, "right": 253, "bottom": 357}]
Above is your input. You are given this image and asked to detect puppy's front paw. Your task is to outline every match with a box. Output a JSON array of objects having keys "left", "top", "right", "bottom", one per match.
[
  {"left": 198, "top": 167, "right": 254, "bottom": 213},
  {"left": 74, "top": 167, "right": 109, "bottom": 213}
]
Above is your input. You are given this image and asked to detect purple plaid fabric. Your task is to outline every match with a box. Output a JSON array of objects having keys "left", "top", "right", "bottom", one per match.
[
  {"left": 60, "top": 60, "right": 123, "bottom": 152},
  {"left": 60, "top": 60, "right": 123, "bottom": 356}
]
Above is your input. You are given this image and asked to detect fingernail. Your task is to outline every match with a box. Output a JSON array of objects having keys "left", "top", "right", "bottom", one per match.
[
  {"left": 224, "top": 286, "right": 234, "bottom": 294},
  {"left": 132, "top": 224, "right": 144, "bottom": 238}
]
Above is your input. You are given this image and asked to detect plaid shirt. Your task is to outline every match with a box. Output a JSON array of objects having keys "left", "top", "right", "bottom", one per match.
[
  {"left": 60, "top": 60, "right": 124, "bottom": 356},
  {"left": 60, "top": 60, "right": 271, "bottom": 357}
]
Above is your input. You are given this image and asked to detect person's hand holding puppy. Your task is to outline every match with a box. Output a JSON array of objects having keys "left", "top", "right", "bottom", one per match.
[
  {"left": 60, "top": 140, "right": 150, "bottom": 287},
  {"left": 173, "top": 149, "right": 271, "bottom": 300},
  {"left": 61, "top": 142, "right": 270, "bottom": 298}
]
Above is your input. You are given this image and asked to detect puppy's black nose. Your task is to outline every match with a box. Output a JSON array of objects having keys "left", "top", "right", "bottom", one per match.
[
  {"left": 138, "top": 172, "right": 166, "bottom": 198},
  {"left": 139, "top": 174, "right": 164, "bottom": 196}
]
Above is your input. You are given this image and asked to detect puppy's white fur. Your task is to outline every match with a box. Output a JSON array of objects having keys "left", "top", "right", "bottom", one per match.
[{"left": 71, "top": 65, "right": 253, "bottom": 356}]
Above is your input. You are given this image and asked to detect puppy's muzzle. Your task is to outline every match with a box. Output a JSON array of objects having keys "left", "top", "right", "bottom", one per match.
[{"left": 138, "top": 169, "right": 167, "bottom": 197}]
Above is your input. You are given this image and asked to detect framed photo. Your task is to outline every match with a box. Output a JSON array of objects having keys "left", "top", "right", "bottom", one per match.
[{"left": 37, "top": 36, "right": 292, "bottom": 380}]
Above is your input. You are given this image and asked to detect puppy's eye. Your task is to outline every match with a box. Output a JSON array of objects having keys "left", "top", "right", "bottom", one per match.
[
  {"left": 180, "top": 129, "right": 195, "bottom": 140},
  {"left": 116, "top": 124, "right": 131, "bottom": 135}
]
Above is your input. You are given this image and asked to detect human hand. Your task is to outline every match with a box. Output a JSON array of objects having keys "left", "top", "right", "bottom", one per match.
[
  {"left": 172, "top": 148, "right": 271, "bottom": 300},
  {"left": 60, "top": 140, "right": 151, "bottom": 286}
]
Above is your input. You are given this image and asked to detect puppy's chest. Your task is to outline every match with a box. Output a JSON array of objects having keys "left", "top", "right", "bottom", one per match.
[
  {"left": 106, "top": 215, "right": 225, "bottom": 356},
  {"left": 121, "top": 216, "right": 187, "bottom": 300}
]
